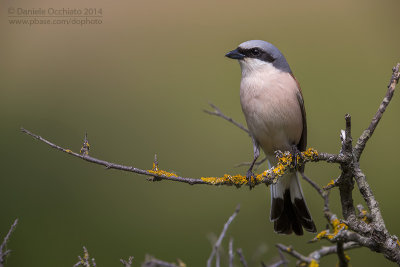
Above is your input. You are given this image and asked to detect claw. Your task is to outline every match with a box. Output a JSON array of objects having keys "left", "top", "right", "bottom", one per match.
[
  {"left": 246, "top": 170, "right": 255, "bottom": 189},
  {"left": 291, "top": 145, "right": 303, "bottom": 170}
]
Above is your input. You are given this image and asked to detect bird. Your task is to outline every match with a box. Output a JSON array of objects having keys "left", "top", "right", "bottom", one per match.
[{"left": 225, "top": 40, "right": 316, "bottom": 235}]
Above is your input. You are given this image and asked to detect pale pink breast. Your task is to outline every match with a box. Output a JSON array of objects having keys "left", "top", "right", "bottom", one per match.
[{"left": 240, "top": 69, "right": 303, "bottom": 156}]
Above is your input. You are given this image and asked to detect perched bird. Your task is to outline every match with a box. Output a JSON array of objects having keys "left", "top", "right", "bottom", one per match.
[{"left": 225, "top": 40, "right": 316, "bottom": 235}]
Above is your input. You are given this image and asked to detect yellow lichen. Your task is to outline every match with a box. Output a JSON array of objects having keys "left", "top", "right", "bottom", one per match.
[
  {"left": 152, "top": 162, "right": 159, "bottom": 172},
  {"left": 302, "top": 148, "right": 319, "bottom": 161},
  {"left": 314, "top": 230, "right": 328, "bottom": 240},
  {"left": 152, "top": 148, "right": 321, "bottom": 186},
  {"left": 201, "top": 174, "right": 250, "bottom": 185},
  {"left": 331, "top": 218, "right": 348, "bottom": 235},
  {"left": 83, "top": 250, "right": 89, "bottom": 260},
  {"left": 313, "top": 218, "right": 347, "bottom": 241},
  {"left": 345, "top": 253, "right": 351, "bottom": 261},
  {"left": 177, "top": 258, "right": 186, "bottom": 267},
  {"left": 309, "top": 259, "right": 319, "bottom": 267},
  {"left": 65, "top": 149, "right": 72, "bottom": 153},
  {"left": 148, "top": 169, "right": 178, "bottom": 177},
  {"left": 323, "top": 180, "right": 336, "bottom": 190},
  {"left": 397, "top": 239, "right": 400, "bottom": 247},
  {"left": 360, "top": 209, "right": 368, "bottom": 222}
]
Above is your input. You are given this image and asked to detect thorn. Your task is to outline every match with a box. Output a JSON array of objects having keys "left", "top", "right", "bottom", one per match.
[
  {"left": 80, "top": 132, "right": 90, "bottom": 156},
  {"left": 105, "top": 164, "right": 112, "bottom": 169},
  {"left": 153, "top": 153, "right": 158, "bottom": 171}
]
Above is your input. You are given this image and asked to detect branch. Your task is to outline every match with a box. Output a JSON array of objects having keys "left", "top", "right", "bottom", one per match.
[
  {"left": 336, "top": 241, "right": 349, "bottom": 267},
  {"left": 207, "top": 205, "right": 240, "bottom": 267},
  {"left": 263, "top": 249, "right": 289, "bottom": 267},
  {"left": 229, "top": 238, "right": 234, "bottom": 267},
  {"left": 0, "top": 219, "right": 18, "bottom": 267},
  {"left": 120, "top": 256, "right": 134, "bottom": 267},
  {"left": 277, "top": 242, "right": 359, "bottom": 265},
  {"left": 276, "top": 244, "right": 311, "bottom": 264},
  {"left": 204, "top": 102, "right": 250, "bottom": 136},
  {"left": 234, "top": 156, "right": 267, "bottom": 170},
  {"left": 354, "top": 63, "right": 400, "bottom": 160},
  {"left": 20, "top": 127, "right": 329, "bottom": 188},
  {"left": 21, "top": 128, "right": 209, "bottom": 186},
  {"left": 236, "top": 248, "right": 248, "bottom": 267},
  {"left": 73, "top": 246, "right": 97, "bottom": 267},
  {"left": 142, "top": 255, "right": 182, "bottom": 267}
]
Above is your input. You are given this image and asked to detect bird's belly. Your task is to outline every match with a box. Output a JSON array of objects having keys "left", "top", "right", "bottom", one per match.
[{"left": 240, "top": 75, "right": 302, "bottom": 156}]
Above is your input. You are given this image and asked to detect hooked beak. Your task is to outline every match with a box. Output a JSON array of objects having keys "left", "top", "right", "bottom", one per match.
[{"left": 225, "top": 49, "right": 245, "bottom": 60}]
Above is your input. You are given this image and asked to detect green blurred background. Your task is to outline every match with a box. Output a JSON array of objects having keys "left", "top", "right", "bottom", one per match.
[{"left": 1, "top": 0, "right": 399, "bottom": 266}]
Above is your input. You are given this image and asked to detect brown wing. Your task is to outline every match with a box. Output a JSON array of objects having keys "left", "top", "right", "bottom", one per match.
[{"left": 290, "top": 73, "right": 307, "bottom": 152}]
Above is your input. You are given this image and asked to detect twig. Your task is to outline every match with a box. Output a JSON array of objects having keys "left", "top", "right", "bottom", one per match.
[
  {"left": 277, "top": 249, "right": 289, "bottom": 267},
  {"left": 207, "top": 205, "right": 240, "bottom": 267},
  {"left": 275, "top": 244, "right": 311, "bottom": 264},
  {"left": 300, "top": 172, "right": 324, "bottom": 197},
  {"left": 73, "top": 246, "right": 97, "bottom": 267},
  {"left": 336, "top": 241, "right": 349, "bottom": 267},
  {"left": 264, "top": 248, "right": 289, "bottom": 267},
  {"left": 337, "top": 114, "right": 356, "bottom": 221},
  {"left": 0, "top": 219, "right": 18, "bottom": 267},
  {"left": 20, "top": 127, "right": 332, "bottom": 188},
  {"left": 21, "top": 127, "right": 210, "bottom": 186},
  {"left": 142, "top": 255, "right": 181, "bottom": 267},
  {"left": 354, "top": 63, "right": 400, "bottom": 160},
  {"left": 234, "top": 156, "right": 267, "bottom": 170},
  {"left": 120, "top": 256, "right": 134, "bottom": 267},
  {"left": 300, "top": 172, "right": 331, "bottom": 221},
  {"left": 236, "top": 248, "right": 248, "bottom": 267},
  {"left": 277, "top": 242, "right": 359, "bottom": 265},
  {"left": 308, "top": 242, "right": 359, "bottom": 261},
  {"left": 204, "top": 102, "right": 250, "bottom": 136},
  {"left": 229, "top": 238, "right": 234, "bottom": 267}
]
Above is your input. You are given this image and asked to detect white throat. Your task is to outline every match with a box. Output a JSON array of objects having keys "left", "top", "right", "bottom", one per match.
[
  {"left": 238, "top": 58, "right": 278, "bottom": 78},
  {"left": 238, "top": 58, "right": 281, "bottom": 79}
]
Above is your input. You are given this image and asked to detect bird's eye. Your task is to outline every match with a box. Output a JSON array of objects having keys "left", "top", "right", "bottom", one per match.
[{"left": 251, "top": 48, "right": 261, "bottom": 56}]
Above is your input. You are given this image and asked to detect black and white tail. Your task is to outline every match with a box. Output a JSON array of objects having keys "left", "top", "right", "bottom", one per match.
[{"left": 270, "top": 172, "right": 316, "bottom": 235}]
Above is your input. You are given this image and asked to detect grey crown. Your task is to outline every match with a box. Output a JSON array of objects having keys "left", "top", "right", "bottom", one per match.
[{"left": 239, "top": 40, "right": 292, "bottom": 73}]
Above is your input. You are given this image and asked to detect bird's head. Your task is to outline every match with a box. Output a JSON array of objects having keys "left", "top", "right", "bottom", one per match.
[{"left": 225, "top": 40, "right": 292, "bottom": 74}]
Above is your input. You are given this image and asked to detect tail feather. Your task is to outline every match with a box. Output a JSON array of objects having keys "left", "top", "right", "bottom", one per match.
[{"left": 270, "top": 172, "right": 316, "bottom": 235}]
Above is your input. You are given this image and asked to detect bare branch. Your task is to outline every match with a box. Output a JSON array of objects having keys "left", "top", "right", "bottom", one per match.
[
  {"left": 142, "top": 255, "right": 181, "bottom": 267},
  {"left": 336, "top": 241, "right": 349, "bottom": 267},
  {"left": 337, "top": 114, "right": 356, "bottom": 221},
  {"left": 207, "top": 205, "right": 240, "bottom": 267},
  {"left": 236, "top": 248, "right": 248, "bottom": 267},
  {"left": 21, "top": 127, "right": 210, "bottom": 186},
  {"left": 276, "top": 244, "right": 311, "bottom": 264},
  {"left": 229, "top": 238, "right": 234, "bottom": 267},
  {"left": 120, "top": 256, "right": 134, "bottom": 267},
  {"left": 234, "top": 156, "right": 267, "bottom": 171},
  {"left": 204, "top": 102, "right": 250, "bottom": 136},
  {"left": 354, "top": 63, "right": 400, "bottom": 160},
  {"left": 264, "top": 248, "right": 289, "bottom": 267},
  {"left": 73, "top": 246, "right": 97, "bottom": 267},
  {"left": 20, "top": 127, "right": 328, "bottom": 188},
  {"left": 277, "top": 242, "right": 359, "bottom": 265},
  {"left": 308, "top": 242, "right": 359, "bottom": 261},
  {"left": 0, "top": 219, "right": 18, "bottom": 267}
]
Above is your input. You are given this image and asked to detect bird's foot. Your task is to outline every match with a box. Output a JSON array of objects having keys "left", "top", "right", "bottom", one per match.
[
  {"left": 246, "top": 169, "right": 255, "bottom": 189},
  {"left": 291, "top": 145, "right": 303, "bottom": 169}
]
